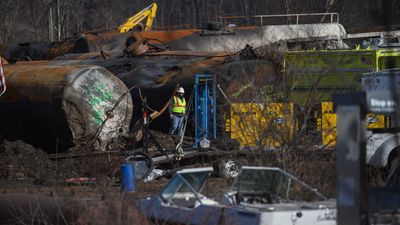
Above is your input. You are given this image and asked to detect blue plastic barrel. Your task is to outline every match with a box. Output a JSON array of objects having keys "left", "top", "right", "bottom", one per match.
[{"left": 121, "top": 164, "right": 135, "bottom": 192}]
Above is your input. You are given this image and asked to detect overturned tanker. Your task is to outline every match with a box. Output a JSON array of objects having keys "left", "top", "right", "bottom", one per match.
[
  {"left": 50, "top": 51, "right": 279, "bottom": 133},
  {"left": 0, "top": 64, "right": 133, "bottom": 152},
  {"left": 5, "top": 20, "right": 346, "bottom": 61}
]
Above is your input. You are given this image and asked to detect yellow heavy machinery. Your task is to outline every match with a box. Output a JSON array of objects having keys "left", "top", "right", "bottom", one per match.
[
  {"left": 286, "top": 49, "right": 399, "bottom": 146},
  {"left": 227, "top": 48, "right": 400, "bottom": 148},
  {"left": 228, "top": 103, "right": 294, "bottom": 148},
  {"left": 118, "top": 3, "right": 158, "bottom": 32}
]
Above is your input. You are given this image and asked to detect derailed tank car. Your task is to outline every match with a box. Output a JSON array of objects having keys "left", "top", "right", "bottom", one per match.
[
  {"left": 0, "top": 64, "right": 133, "bottom": 152},
  {"left": 50, "top": 51, "right": 279, "bottom": 133}
]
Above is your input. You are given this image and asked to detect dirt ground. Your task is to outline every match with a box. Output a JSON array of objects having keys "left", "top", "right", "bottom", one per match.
[{"left": 0, "top": 139, "right": 337, "bottom": 224}]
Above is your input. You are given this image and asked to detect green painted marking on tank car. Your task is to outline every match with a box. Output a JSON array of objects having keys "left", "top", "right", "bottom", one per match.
[
  {"left": 84, "top": 83, "right": 116, "bottom": 126},
  {"left": 96, "top": 83, "right": 115, "bottom": 102},
  {"left": 92, "top": 110, "right": 104, "bottom": 126}
]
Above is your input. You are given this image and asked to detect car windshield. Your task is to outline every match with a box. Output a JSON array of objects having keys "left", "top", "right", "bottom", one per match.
[
  {"left": 160, "top": 168, "right": 212, "bottom": 207},
  {"left": 230, "top": 167, "right": 327, "bottom": 202}
]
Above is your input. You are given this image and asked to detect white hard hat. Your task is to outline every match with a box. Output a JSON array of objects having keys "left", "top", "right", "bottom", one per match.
[{"left": 177, "top": 87, "right": 185, "bottom": 94}]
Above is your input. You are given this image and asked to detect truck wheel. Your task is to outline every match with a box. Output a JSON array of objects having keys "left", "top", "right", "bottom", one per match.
[
  {"left": 386, "top": 155, "right": 400, "bottom": 186},
  {"left": 214, "top": 159, "right": 244, "bottom": 178},
  {"left": 125, "top": 152, "right": 153, "bottom": 180}
]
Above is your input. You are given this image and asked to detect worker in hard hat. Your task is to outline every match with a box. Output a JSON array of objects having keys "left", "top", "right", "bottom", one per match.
[{"left": 169, "top": 87, "right": 186, "bottom": 136}]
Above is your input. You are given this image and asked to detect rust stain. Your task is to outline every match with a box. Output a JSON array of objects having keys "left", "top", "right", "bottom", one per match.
[
  {"left": 135, "top": 29, "right": 198, "bottom": 44},
  {"left": 50, "top": 50, "right": 233, "bottom": 61},
  {"left": 147, "top": 50, "right": 233, "bottom": 58},
  {"left": 3, "top": 64, "right": 83, "bottom": 102},
  {"left": 81, "top": 26, "right": 259, "bottom": 46},
  {"left": 135, "top": 26, "right": 258, "bottom": 44},
  {"left": 154, "top": 70, "right": 180, "bottom": 84},
  {"left": 84, "top": 32, "right": 125, "bottom": 42},
  {"left": 14, "top": 61, "right": 53, "bottom": 66},
  {"left": 127, "top": 40, "right": 149, "bottom": 56},
  {"left": 46, "top": 41, "right": 76, "bottom": 59},
  {"left": 74, "top": 52, "right": 104, "bottom": 60},
  {"left": 175, "top": 57, "right": 225, "bottom": 78}
]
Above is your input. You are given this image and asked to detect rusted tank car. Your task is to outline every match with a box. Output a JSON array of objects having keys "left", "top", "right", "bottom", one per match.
[
  {"left": 5, "top": 20, "right": 346, "bottom": 61},
  {"left": 5, "top": 32, "right": 132, "bottom": 61},
  {"left": 52, "top": 52, "right": 279, "bottom": 132},
  {"left": 0, "top": 64, "right": 133, "bottom": 152},
  {"left": 12, "top": 48, "right": 278, "bottom": 135}
]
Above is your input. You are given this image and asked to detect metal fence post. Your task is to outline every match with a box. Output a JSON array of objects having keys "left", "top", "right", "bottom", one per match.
[{"left": 334, "top": 93, "right": 368, "bottom": 225}]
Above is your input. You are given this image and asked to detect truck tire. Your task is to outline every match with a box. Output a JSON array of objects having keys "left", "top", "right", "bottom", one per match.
[
  {"left": 386, "top": 154, "right": 400, "bottom": 186},
  {"left": 214, "top": 158, "right": 246, "bottom": 178},
  {"left": 125, "top": 152, "right": 153, "bottom": 180},
  {"left": 375, "top": 150, "right": 400, "bottom": 186}
]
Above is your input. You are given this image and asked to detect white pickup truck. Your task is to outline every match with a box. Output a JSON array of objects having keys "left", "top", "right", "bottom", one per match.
[
  {"left": 363, "top": 69, "right": 400, "bottom": 184},
  {"left": 366, "top": 131, "right": 400, "bottom": 183}
]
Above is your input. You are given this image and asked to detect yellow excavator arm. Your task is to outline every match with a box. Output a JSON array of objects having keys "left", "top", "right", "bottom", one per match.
[{"left": 118, "top": 3, "right": 158, "bottom": 32}]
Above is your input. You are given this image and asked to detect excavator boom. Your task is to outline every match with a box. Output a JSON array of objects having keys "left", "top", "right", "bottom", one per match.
[{"left": 118, "top": 3, "right": 158, "bottom": 32}]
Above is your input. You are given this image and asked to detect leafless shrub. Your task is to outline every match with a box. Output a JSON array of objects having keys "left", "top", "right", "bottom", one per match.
[{"left": 77, "top": 197, "right": 150, "bottom": 225}]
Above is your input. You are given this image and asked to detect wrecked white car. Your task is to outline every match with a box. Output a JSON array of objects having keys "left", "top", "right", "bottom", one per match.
[{"left": 138, "top": 166, "right": 336, "bottom": 225}]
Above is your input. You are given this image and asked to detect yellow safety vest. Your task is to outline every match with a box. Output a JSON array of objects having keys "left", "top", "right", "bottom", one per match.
[{"left": 173, "top": 96, "right": 186, "bottom": 114}]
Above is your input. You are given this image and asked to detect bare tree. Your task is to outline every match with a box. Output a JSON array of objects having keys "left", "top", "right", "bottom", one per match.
[
  {"left": 283, "top": 0, "right": 293, "bottom": 23},
  {"left": 0, "top": 0, "right": 398, "bottom": 45},
  {"left": 22, "top": 0, "right": 46, "bottom": 41},
  {"left": 0, "top": 0, "right": 22, "bottom": 45},
  {"left": 57, "top": 0, "right": 78, "bottom": 39},
  {"left": 42, "top": 0, "right": 56, "bottom": 41},
  {"left": 321, "top": 0, "right": 337, "bottom": 22}
]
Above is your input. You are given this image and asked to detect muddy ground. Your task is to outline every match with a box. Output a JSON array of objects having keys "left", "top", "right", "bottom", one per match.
[{"left": 0, "top": 139, "right": 338, "bottom": 224}]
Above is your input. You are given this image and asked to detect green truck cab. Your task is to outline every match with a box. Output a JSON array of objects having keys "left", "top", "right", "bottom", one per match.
[{"left": 285, "top": 49, "right": 400, "bottom": 174}]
